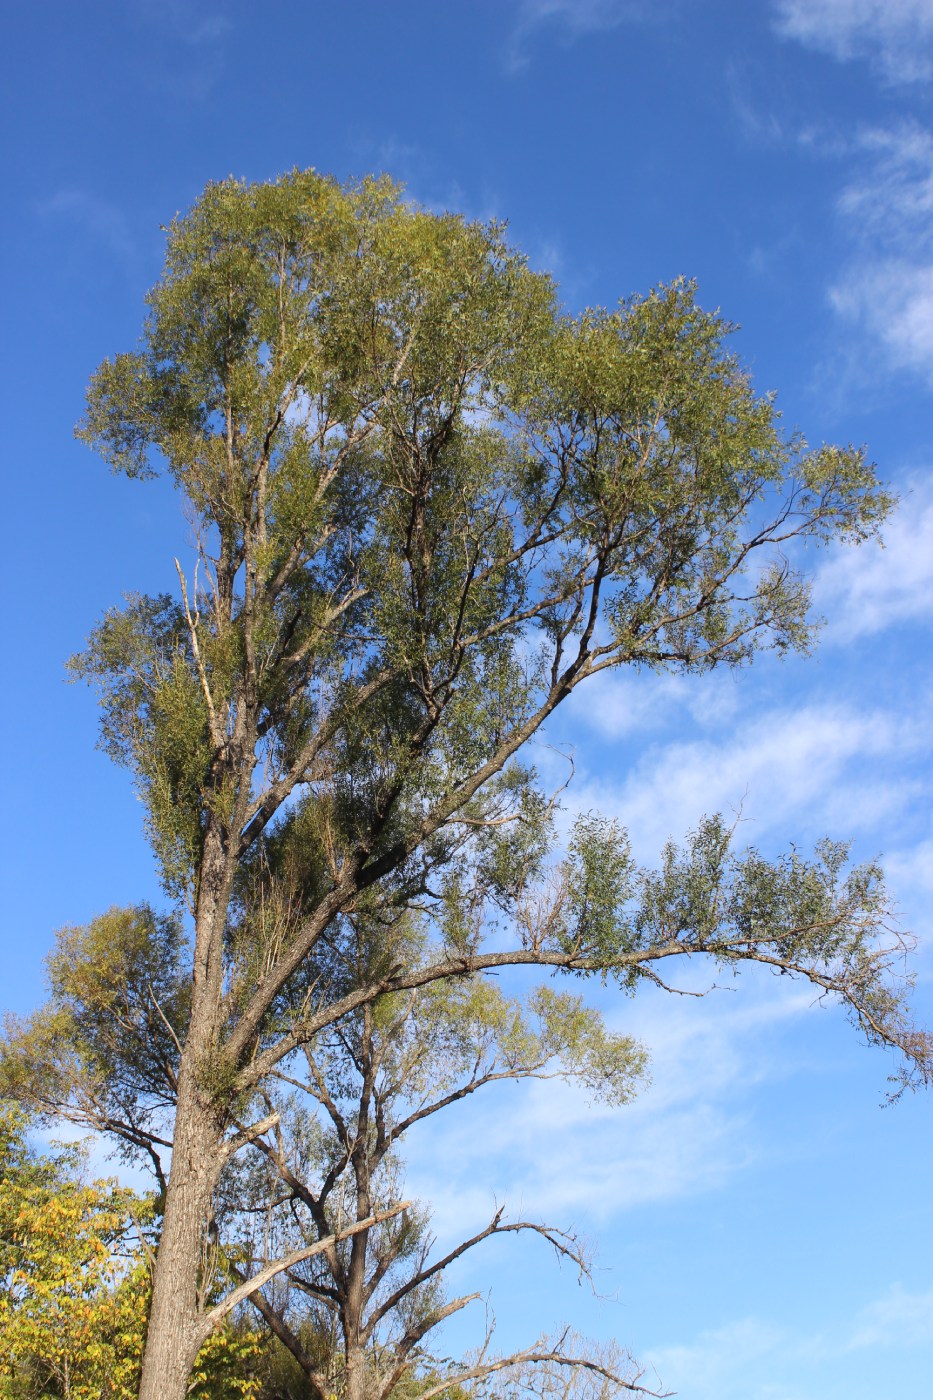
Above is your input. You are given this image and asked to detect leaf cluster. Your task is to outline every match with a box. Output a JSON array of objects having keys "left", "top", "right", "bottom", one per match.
[{"left": 0, "top": 908, "right": 187, "bottom": 1191}]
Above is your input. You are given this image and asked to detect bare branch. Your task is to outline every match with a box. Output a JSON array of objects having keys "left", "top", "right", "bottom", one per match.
[
  {"left": 414, "top": 1337, "right": 672, "bottom": 1400},
  {"left": 366, "top": 1211, "right": 591, "bottom": 1335},
  {"left": 218, "top": 1111, "right": 281, "bottom": 1165},
  {"left": 174, "top": 557, "right": 222, "bottom": 746},
  {"left": 198, "top": 1201, "right": 411, "bottom": 1336}
]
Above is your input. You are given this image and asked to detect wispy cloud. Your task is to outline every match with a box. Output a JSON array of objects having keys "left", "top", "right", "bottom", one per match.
[
  {"left": 846, "top": 1283, "right": 933, "bottom": 1349},
  {"left": 406, "top": 979, "right": 815, "bottom": 1245},
  {"left": 886, "top": 835, "right": 933, "bottom": 898},
  {"left": 39, "top": 189, "right": 136, "bottom": 263},
  {"left": 565, "top": 698, "right": 927, "bottom": 862},
  {"left": 774, "top": 0, "right": 933, "bottom": 84},
  {"left": 562, "top": 667, "right": 740, "bottom": 742},
  {"left": 506, "top": 0, "right": 659, "bottom": 71},
  {"left": 815, "top": 476, "right": 933, "bottom": 639},
  {"left": 514, "top": 0, "right": 641, "bottom": 38},
  {"left": 726, "top": 68, "right": 788, "bottom": 149},
  {"left": 348, "top": 134, "right": 501, "bottom": 228},
  {"left": 647, "top": 1317, "right": 793, "bottom": 1400},
  {"left": 830, "top": 261, "right": 933, "bottom": 384},
  {"left": 730, "top": 76, "right": 933, "bottom": 387},
  {"left": 123, "top": 0, "right": 231, "bottom": 100},
  {"left": 837, "top": 124, "right": 933, "bottom": 238},
  {"left": 647, "top": 1284, "right": 933, "bottom": 1399},
  {"left": 131, "top": 0, "right": 230, "bottom": 46},
  {"left": 825, "top": 123, "right": 933, "bottom": 384}
]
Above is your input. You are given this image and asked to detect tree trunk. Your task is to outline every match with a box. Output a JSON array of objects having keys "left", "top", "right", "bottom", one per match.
[
  {"left": 138, "top": 1061, "right": 223, "bottom": 1400},
  {"left": 344, "top": 1232, "right": 369, "bottom": 1400},
  {"left": 345, "top": 1342, "right": 367, "bottom": 1400},
  {"left": 138, "top": 830, "right": 237, "bottom": 1399}
]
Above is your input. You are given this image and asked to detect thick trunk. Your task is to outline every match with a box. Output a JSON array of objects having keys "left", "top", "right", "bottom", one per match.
[
  {"left": 345, "top": 1343, "right": 367, "bottom": 1400},
  {"left": 138, "top": 1060, "right": 223, "bottom": 1400},
  {"left": 344, "top": 1268, "right": 368, "bottom": 1400},
  {"left": 139, "top": 827, "right": 241, "bottom": 1397},
  {"left": 344, "top": 1228, "right": 369, "bottom": 1400}
]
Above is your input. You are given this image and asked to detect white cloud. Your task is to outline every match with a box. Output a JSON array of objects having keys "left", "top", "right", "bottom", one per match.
[
  {"left": 837, "top": 125, "right": 933, "bottom": 239},
  {"left": 815, "top": 478, "right": 933, "bottom": 638},
  {"left": 562, "top": 667, "right": 740, "bottom": 742},
  {"left": 646, "top": 1284, "right": 933, "bottom": 1400},
  {"left": 565, "top": 700, "right": 926, "bottom": 861},
  {"left": 774, "top": 0, "right": 933, "bottom": 84},
  {"left": 40, "top": 190, "right": 135, "bottom": 262},
  {"left": 829, "top": 261, "right": 933, "bottom": 384},
  {"left": 826, "top": 123, "right": 933, "bottom": 384}
]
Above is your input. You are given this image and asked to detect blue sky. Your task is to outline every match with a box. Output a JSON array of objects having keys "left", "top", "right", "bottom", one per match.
[{"left": 2, "top": 3, "right": 932, "bottom": 1397}]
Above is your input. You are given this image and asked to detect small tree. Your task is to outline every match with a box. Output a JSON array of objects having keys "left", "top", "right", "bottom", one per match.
[
  {"left": 214, "top": 901, "right": 647, "bottom": 1399},
  {"left": 0, "top": 1104, "right": 266, "bottom": 1400},
  {"left": 3, "top": 169, "right": 930, "bottom": 1400},
  {"left": 0, "top": 1103, "right": 145, "bottom": 1398}
]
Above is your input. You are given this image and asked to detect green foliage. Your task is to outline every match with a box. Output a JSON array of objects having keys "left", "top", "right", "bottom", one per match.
[
  {"left": 560, "top": 815, "right": 636, "bottom": 967},
  {"left": 0, "top": 1103, "right": 150, "bottom": 1398},
  {"left": 0, "top": 1105, "right": 266, "bottom": 1399},
  {"left": 526, "top": 986, "right": 646, "bottom": 1105},
  {"left": 474, "top": 765, "right": 555, "bottom": 908},
  {"left": 71, "top": 171, "right": 891, "bottom": 907},
  {"left": 0, "top": 908, "right": 186, "bottom": 1188},
  {"left": 68, "top": 597, "right": 214, "bottom": 896}
]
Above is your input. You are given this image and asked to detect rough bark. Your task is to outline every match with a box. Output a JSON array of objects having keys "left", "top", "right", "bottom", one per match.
[
  {"left": 137, "top": 1061, "right": 222, "bottom": 1400},
  {"left": 138, "top": 845, "right": 232, "bottom": 1400},
  {"left": 344, "top": 1017, "right": 374, "bottom": 1400}
]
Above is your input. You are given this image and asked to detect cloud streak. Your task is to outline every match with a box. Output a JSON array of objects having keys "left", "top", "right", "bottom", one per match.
[
  {"left": 830, "top": 262, "right": 933, "bottom": 384},
  {"left": 815, "top": 476, "right": 933, "bottom": 639},
  {"left": 565, "top": 697, "right": 927, "bottom": 861},
  {"left": 825, "top": 123, "right": 933, "bottom": 384},
  {"left": 772, "top": 13, "right": 933, "bottom": 383},
  {"left": 506, "top": 0, "right": 658, "bottom": 71},
  {"left": 774, "top": 0, "right": 933, "bottom": 84},
  {"left": 39, "top": 189, "right": 136, "bottom": 263},
  {"left": 131, "top": 0, "right": 230, "bottom": 46},
  {"left": 647, "top": 1283, "right": 933, "bottom": 1399}
]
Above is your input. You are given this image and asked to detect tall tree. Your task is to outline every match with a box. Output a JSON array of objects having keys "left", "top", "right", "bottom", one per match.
[{"left": 7, "top": 170, "right": 930, "bottom": 1399}]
